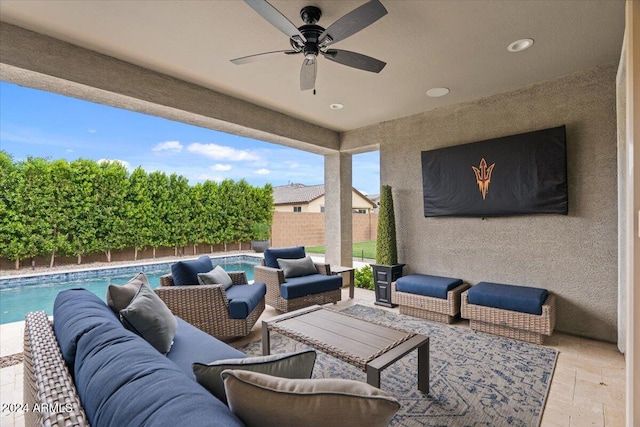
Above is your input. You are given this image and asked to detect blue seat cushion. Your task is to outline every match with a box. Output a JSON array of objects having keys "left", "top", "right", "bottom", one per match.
[
  {"left": 264, "top": 246, "right": 306, "bottom": 268},
  {"left": 395, "top": 274, "right": 463, "bottom": 300},
  {"left": 171, "top": 256, "right": 214, "bottom": 286},
  {"left": 467, "top": 282, "right": 549, "bottom": 315},
  {"left": 53, "top": 288, "right": 121, "bottom": 366},
  {"left": 224, "top": 283, "right": 267, "bottom": 319},
  {"left": 74, "top": 322, "right": 244, "bottom": 427},
  {"left": 167, "top": 317, "right": 246, "bottom": 377},
  {"left": 280, "top": 274, "right": 342, "bottom": 300}
]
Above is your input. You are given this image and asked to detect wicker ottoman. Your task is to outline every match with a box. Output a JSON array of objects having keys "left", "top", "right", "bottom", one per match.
[
  {"left": 460, "top": 282, "right": 556, "bottom": 344},
  {"left": 391, "top": 274, "right": 470, "bottom": 324}
]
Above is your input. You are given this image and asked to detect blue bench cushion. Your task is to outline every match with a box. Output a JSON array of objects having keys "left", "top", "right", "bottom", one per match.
[
  {"left": 280, "top": 274, "right": 342, "bottom": 299},
  {"left": 224, "top": 282, "right": 267, "bottom": 319},
  {"left": 171, "top": 256, "right": 214, "bottom": 286},
  {"left": 74, "top": 322, "right": 244, "bottom": 427},
  {"left": 167, "top": 317, "right": 246, "bottom": 376},
  {"left": 264, "top": 246, "right": 306, "bottom": 268},
  {"left": 467, "top": 282, "right": 549, "bottom": 315},
  {"left": 395, "top": 274, "right": 463, "bottom": 300}
]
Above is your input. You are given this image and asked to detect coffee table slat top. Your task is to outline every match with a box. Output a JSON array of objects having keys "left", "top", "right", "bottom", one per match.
[
  {"left": 305, "top": 309, "right": 410, "bottom": 341},
  {"left": 280, "top": 318, "right": 389, "bottom": 359},
  {"left": 265, "top": 306, "right": 416, "bottom": 369}
]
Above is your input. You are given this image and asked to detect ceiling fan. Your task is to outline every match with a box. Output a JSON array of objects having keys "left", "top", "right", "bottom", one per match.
[{"left": 231, "top": 0, "right": 388, "bottom": 91}]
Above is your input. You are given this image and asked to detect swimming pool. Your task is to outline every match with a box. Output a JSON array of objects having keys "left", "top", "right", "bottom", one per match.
[{"left": 0, "top": 255, "right": 260, "bottom": 324}]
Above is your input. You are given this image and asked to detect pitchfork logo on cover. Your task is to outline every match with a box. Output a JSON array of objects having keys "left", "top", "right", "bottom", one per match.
[{"left": 472, "top": 158, "right": 495, "bottom": 200}]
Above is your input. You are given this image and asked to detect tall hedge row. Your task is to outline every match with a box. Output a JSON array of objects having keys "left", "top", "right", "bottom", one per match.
[{"left": 0, "top": 152, "right": 273, "bottom": 268}]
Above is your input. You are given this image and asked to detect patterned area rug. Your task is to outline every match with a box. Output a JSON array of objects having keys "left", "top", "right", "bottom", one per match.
[{"left": 240, "top": 304, "right": 557, "bottom": 427}]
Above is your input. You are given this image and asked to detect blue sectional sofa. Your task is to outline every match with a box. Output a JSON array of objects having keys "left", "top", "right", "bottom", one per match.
[{"left": 24, "top": 288, "right": 400, "bottom": 427}]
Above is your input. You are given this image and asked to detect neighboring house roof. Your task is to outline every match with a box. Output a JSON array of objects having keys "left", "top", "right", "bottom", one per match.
[{"left": 273, "top": 183, "right": 376, "bottom": 208}]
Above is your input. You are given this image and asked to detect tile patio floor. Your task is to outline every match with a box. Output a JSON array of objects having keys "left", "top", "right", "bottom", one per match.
[{"left": 0, "top": 286, "right": 625, "bottom": 427}]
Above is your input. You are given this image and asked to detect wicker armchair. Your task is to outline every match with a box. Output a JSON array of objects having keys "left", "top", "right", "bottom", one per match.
[
  {"left": 155, "top": 271, "right": 264, "bottom": 341},
  {"left": 254, "top": 260, "right": 341, "bottom": 312}
]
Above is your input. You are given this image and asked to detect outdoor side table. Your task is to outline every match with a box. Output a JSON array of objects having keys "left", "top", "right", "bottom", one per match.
[{"left": 331, "top": 265, "right": 355, "bottom": 299}]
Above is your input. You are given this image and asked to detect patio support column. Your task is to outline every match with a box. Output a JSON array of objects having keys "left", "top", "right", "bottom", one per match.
[{"left": 324, "top": 152, "right": 353, "bottom": 268}]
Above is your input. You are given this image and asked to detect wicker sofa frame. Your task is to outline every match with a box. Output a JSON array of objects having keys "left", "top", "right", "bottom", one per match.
[
  {"left": 391, "top": 282, "right": 470, "bottom": 324},
  {"left": 24, "top": 311, "right": 88, "bottom": 427},
  {"left": 156, "top": 271, "right": 264, "bottom": 341},
  {"left": 253, "top": 260, "right": 341, "bottom": 312},
  {"left": 460, "top": 291, "right": 556, "bottom": 344}
]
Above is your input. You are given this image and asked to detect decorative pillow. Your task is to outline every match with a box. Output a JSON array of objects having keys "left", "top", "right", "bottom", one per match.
[
  {"left": 197, "top": 265, "right": 233, "bottom": 290},
  {"left": 277, "top": 256, "right": 317, "bottom": 278},
  {"left": 119, "top": 282, "right": 177, "bottom": 355},
  {"left": 106, "top": 272, "right": 148, "bottom": 312},
  {"left": 193, "top": 350, "right": 316, "bottom": 403},
  {"left": 222, "top": 370, "right": 400, "bottom": 427},
  {"left": 170, "top": 255, "right": 214, "bottom": 286}
]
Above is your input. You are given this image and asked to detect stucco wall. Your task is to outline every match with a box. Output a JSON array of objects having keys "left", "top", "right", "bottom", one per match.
[{"left": 345, "top": 65, "right": 618, "bottom": 342}]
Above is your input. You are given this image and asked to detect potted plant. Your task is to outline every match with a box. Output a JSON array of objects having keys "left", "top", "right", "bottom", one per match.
[
  {"left": 371, "top": 185, "right": 404, "bottom": 307},
  {"left": 251, "top": 222, "right": 271, "bottom": 253}
]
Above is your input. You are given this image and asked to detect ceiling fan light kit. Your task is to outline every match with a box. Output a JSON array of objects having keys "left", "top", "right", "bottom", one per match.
[{"left": 231, "top": 0, "right": 388, "bottom": 92}]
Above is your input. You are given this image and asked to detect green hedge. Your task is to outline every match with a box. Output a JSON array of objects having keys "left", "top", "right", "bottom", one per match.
[{"left": 0, "top": 152, "right": 273, "bottom": 268}]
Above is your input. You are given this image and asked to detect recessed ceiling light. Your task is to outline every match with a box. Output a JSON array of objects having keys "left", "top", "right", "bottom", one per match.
[
  {"left": 329, "top": 103, "right": 344, "bottom": 110},
  {"left": 426, "top": 87, "right": 450, "bottom": 98},
  {"left": 508, "top": 38, "right": 534, "bottom": 52}
]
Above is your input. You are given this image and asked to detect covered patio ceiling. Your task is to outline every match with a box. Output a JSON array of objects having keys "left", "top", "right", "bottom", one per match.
[{"left": 0, "top": 0, "right": 625, "bottom": 153}]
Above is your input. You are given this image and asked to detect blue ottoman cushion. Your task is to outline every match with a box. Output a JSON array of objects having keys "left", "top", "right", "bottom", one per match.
[
  {"left": 264, "top": 246, "right": 306, "bottom": 268},
  {"left": 280, "top": 274, "right": 342, "bottom": 299},
  {"left": 396, "top": 274, "right": 463, "bottom": 300},
  {"left": 467, "top": 282, "right": 549, "bottom": 315},
  {"left": 225, "top": 282, "right": 267, "bottom": 319}
]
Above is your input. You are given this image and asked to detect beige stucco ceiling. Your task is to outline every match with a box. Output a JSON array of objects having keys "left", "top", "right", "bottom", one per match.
[{"left": 0, "top": 0, "right": 625, "bottom": 133}]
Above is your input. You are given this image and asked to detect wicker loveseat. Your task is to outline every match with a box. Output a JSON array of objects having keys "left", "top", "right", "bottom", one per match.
[{"left": 253, "top": 246, "right": 342, "bottom": 312}]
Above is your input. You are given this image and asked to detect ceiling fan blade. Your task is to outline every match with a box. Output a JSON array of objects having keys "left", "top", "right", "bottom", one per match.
[
  {"left": 300, "top": 58, "right": 317, "bottom": 91},
  {"left": 231, "top": 50, "right": 299, "bottom": 65},
  {"left": 322, "top": 49, "right": 386, "bottom": 73},
  {"left": 244, "top": 0, "right": 306, "bottom": 42},
  {"left": 318, "top": 0, "right": 387, "bottom": 46}
]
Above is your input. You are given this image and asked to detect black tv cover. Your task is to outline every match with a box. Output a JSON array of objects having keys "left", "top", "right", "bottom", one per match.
[{"left": 421, "top": 126, "right": 568, "bottom": 217}]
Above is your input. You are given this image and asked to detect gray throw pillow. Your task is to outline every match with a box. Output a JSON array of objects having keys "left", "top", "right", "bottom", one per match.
[
  {"left": 222, "top": 370, "right": 401, "bottom": 427},
  {"left": 119, "top": 282, "right": 178, "bottom": 355},
  {"left": 197, "top": 265, "right": 233, "bottom": 290},
  {"left": 193, "top": 350, "right": 316, "bottom": 404},
  {"left": 277, "top": 256, "right": 317, "bottom": 278},
  {"left": 106, "top": 272, "right": 148, "bottom": 313}
]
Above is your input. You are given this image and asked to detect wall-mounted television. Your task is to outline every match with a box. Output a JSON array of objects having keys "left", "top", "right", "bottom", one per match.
[{"left": 421, "top": 125, "right": 568, "bottom": 217}]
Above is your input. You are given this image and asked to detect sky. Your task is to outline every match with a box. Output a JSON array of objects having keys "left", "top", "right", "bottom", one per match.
[{"left": 0, "top": 82, "right": 380, "bottom": 195}]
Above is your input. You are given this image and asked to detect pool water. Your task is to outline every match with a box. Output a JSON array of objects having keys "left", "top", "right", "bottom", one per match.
[{"left": 0, "top": 259, "right": 258, "bottom": 324}]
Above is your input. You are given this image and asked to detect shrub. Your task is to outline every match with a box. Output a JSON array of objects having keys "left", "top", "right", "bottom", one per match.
[
  {"left": 375, "top": 185, "right": 398, "bottom": 265},
  {"left": 354, "top": 265, "right": 374, "bottom": 290}
]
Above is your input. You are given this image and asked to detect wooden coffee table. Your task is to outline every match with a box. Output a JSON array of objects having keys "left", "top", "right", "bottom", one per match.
[{"left": 262, "top": 305, "right": 429, "bottom": 393}]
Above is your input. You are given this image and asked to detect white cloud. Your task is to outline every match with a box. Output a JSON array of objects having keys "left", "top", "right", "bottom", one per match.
[
  {"left": 88, "top": 129, "right": 97, "bottom": 134},
  {"left": 66, "top": 149, "right": 74, "bottom": 153},
  {"left": 152, "top": 140, "right": 183, "bottom": 153},
  {"left": 187, "top": 142, "right": 260, "bottom": 161},
  {"left": 254, "top": 168, "right": 270, "bottom": 175},
  {"left": 211, "top": 164, "right": 232, "bottom": 171},
  {"left": 97, "top": 158, "right": 131, "bottom": 170}
]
